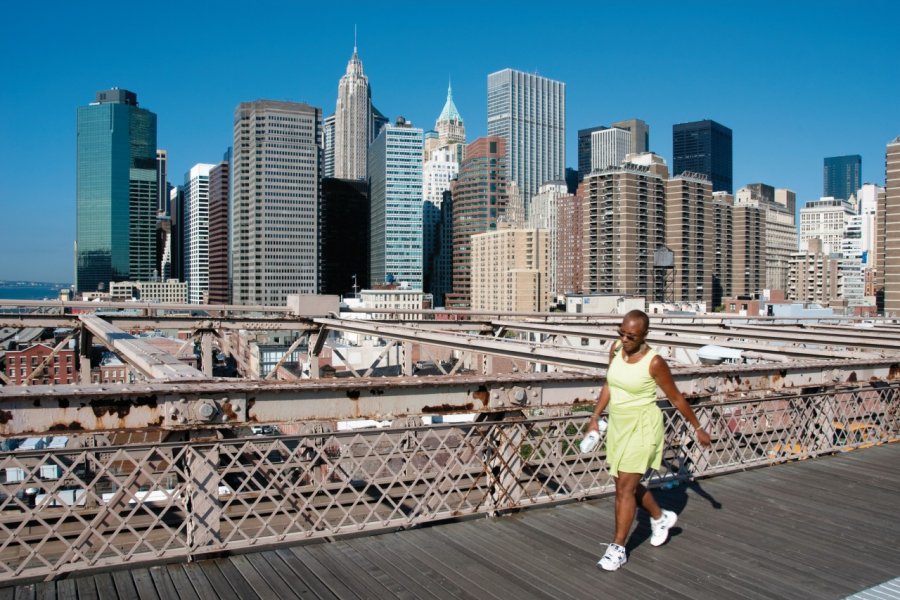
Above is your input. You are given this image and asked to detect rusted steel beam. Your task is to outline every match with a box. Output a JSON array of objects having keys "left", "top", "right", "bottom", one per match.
[
  {"left": 0, "top": 358, "right": 898, "bottom": 435},
  {"left": 78, "top": 315, "right": 208, "bottom": 382}
]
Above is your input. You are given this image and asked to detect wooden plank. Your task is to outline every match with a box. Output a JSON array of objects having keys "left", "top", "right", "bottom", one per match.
[
  {"left": 164, "top": 565, "right": 205, "bottom": 600},
  {"left": 111, "top": 570, "right": 140, "bottom": 600},
  {"left": 146, "top": 566, "right": 179, "bottom": 600},
  {"left": 13, "top": 584, "right": 35, "bottom": 600},
  {"left": 182, "top": 562, "right": 233, "bottom": 600},
  {"left": 358, "top": 535, "right": 479, "bottom": 600},
  {"left": 0, "top": 586, "right": 15, "bottom": 600},
  {"left": 168, "top": 563, "right": 217, "bottom": 600},
  {"left": 329, "top": 540, "right": 436, "bottom": 600},
  {"left": 252, "top": 551, "right": 319, "bottom": 600},
  {"left": 273, "top": 547, "right": 343, "bottom": 600},
  {"left": 129, "top": 569, "right": 160, "bottom": 600},
  {"left": 287, "top": 546, "right": 364, "bottom": 599},
  {"left": 343, "top": 537, "right": 449, "bottom": 600},
  {"left": 311, "top": 542, "right": 401, "bottom": 599},
  {"left": 243, "top": 552, "right": 310, "bottom": 600},
  {"left": 54, "top": 579, "right": 75, "bottom": 600},
  {"left": 74, "top": 577, "right": 98, "bottom": 600},
  {"left": 225, "top": 555, "right": 280, "bottom": 599},
  {"left": 198, "top": 560, "right": 249, "bottom": 600},
  {"left": 92, "top": 573, "right": 119, "bottom": 600},
  {"left": 32, "top": 582, "right": 55, "bottom": 600}
]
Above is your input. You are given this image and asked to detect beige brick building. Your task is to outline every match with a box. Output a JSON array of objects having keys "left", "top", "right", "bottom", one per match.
[
  {"left": 711, "top": 192, "right": 734, "bottom": 308},
  {"left": 732, "top": 204, "right": 766, "bottom": 297},
  {"left": 883, "top": 137, "right": 900, "bottom": 315},
  {"left": 666, "top": 173, "right": 714, "bottom": 307},
  {"left": 788, "top": 238, "right": 840, "bottom": 304},
  {"left": 471, "top": 227, "right": 550, "bottom": 312},
  {"left": 582, "top": 154, "right": 668, "bottom": 298}
]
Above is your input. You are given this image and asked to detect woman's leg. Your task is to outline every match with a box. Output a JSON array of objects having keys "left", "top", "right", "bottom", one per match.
[
  {"left": 612, "top": 472, "right": 642, "bottom": 545},
  {"left": 635, "top": 483, "right": 662, "bottom": 520}
]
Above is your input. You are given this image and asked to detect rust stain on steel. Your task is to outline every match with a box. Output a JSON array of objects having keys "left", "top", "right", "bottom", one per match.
[
  {"left": 471, "top": 385, "right": 490, "bottom": 407},
  {"left": 58, "top": 398, "right": 70, "bottom": 409},
  {"left": 89, "top": 396, "right": 158, "bottom": 419},
  {"left": 370, "top": 388, "right": 384, "bottom": 396},
  {"left": 846, "top": 371, "right": 858, "bottom": 383},
  {"left": 422, "top": 403, "right": 474, "bottom": 414},
  {"left": 49, "top": 422, "right": 84, "bottom": 432},
  {"left": 0, "top": 410, "right": 12, "bottom": 424},
  {"left": 890, "top": 364, "right": 900, "bottom": 380},
  {"left": 222, "top": 402, "right": 238, "bottom": 420},
  {"left": 347, "top": 390, "right": 361, "bottom": 400}
]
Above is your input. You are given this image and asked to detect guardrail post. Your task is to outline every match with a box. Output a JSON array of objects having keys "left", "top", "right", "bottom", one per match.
[
  {"left": 185, "top": 435, "right": 222, "bottom": 555},
  {"left": 478, "top": 411, "right": 527, "bottom": 513}
]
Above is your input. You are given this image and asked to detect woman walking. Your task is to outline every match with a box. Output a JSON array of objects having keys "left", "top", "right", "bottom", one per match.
[{"left": 587, "top": 310, "right": 711, "bottom": 571}]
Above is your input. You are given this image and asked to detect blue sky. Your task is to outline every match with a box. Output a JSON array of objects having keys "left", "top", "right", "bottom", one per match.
[{"left": 1, "top": 0, "right": 897, "bottom": 283}]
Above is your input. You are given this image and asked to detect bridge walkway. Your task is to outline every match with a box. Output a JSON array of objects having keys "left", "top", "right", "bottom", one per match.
[{"left": 4, "top": 442, "right": 900, "bottom": 599}]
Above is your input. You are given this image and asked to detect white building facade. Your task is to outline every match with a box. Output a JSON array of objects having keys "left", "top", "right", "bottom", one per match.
[
  {"left": 184, "top": 163, "right": 214, "bottom": 304},
  {"left": 799, "top": 197, "right": 855, "bottom": 255},
  {"left": 334, "top": 46, "right": 371, "bottom": 180},
  {"left": 591, "top": 127, "right": 631, "bottom": 172}
]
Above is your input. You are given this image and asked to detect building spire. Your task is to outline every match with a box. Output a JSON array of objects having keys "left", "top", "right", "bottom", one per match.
[
  {"left": 354, "top": 24, "right": 357, "bottom": 54},
  {"left": 438, "top": 79, "right": 462, "bottom": 124}
]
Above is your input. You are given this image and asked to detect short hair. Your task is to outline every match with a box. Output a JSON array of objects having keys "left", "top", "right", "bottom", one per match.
[{"left": 622, "top": 309, "right": 650, "bottom": 334}]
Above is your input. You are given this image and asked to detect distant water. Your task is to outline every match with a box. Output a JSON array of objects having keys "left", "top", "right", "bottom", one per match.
[{"left": 0, "top": 283, "right": 70, "bottom": 301}]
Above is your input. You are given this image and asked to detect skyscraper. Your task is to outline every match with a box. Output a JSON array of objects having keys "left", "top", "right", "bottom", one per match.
[
  {"left": 334, "top": 45, "right": 371, "bottom": 180},
  {"left": 184, "top": 163, "right": 214, "bottom": 304},
  {"left": 231, "top": 100, "right": 321, "bottom": 305},
  {"left": 320, "top": 178, "right": 369, "bottom": 295},
  {"left": 665, "top": 173, "right": 714, "bottom": 306},
  {"left": 672, "top": 119, "right": 733, "bottom": 194},
  {"left": 611, "top": 118, "right": 650, "bottom": 155},
  {"left": 577, "top": 126, "right": 607, "bottom": 181},
  {"left": 435, "top": 82, "right": 466, "bottom": 163},
  {"left": 487, "top": 68, "right": 565, "bottom": 211},
  {"left": 447, "top": 137, "right": 508, "bottom": 308},
  {"left": 735, "top": 184, "right": 798, "bottom": 292},
  {"left": 823, "top": 155, "right": 862, "bottom": 201},
  {"left": 528, "top": 181, "right": 569, "bottom": 298},
  {"left": 882, "top": 138, "right": 900, "bottom": 315},
  {"left": 75, "top": 88, "right": 158, "bottom": 292},
  {"left": 582, "top": 154, "right": 668, "bottom": 298},
  {"left": 322, "top": 114, "right": 335, "bottom": 179},
  {"left": 471, "top": 226, "right": 549, "bottom": 312},
  {"left": 368, "top": 118, "right": 424, "bottom": 289},
  {"left": 207, "top": 153, "right": 230, "bottom": 305},
  {"left": 591, "top": 128, "right": 632, "bottom": 171}
]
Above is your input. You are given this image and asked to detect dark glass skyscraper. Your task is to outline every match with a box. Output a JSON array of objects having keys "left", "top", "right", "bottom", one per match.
[
  {"left": 76, "top": 88, "right": 158, "bottom": 292},
  {"left": 577, "top": 126, "right": 607, "bottom": 181},
  {"left": 672, "top": 120, "right": 733, "bottom": 194},
  {"left": 823, "top": 155, "right": 861, "bottom": 201}
]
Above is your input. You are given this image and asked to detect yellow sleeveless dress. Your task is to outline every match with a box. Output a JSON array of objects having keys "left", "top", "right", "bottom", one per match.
[{"left": 604, "top": 345, "right": 664, "bottom": 477}]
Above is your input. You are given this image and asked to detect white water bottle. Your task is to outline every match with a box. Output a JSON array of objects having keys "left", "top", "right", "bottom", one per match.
[{"left": 579, "top": 419, "right": 607, "bottom": 453}]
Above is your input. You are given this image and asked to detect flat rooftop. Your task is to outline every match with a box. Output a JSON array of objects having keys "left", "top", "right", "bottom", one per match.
[{"left": 5, "top": 442, "right": 899, "bottom": 599}]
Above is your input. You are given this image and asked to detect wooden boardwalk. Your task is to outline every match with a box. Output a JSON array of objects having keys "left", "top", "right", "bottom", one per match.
[{"left": 4, "top": 442, "right": 900, "bottom": 600}]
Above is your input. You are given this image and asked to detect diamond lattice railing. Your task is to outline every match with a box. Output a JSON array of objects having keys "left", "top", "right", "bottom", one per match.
[{"left": 0, "top": 381, "right": 897, "bottom": 582}]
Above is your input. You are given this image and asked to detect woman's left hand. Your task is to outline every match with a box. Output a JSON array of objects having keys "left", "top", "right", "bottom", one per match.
[{"left": 695, "top": 428, "right": 712, "bottom": 447}]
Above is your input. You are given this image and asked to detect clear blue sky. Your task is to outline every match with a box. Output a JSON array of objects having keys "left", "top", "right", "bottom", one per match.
[{"left": 1, "top": 0, "right": 897, "bottom": 283}]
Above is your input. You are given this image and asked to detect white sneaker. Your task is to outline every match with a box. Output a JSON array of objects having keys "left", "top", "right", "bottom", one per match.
[
  {"left": 597, "top": 543, "right": 627, "bottom": 571},
  {"left": 650, "top": 509, "right": 677, "bottom": 546}
]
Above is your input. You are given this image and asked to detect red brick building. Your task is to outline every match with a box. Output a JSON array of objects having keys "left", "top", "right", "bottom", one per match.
[{"left": 4, "top": 344, "right": 76, "bottom": 385}]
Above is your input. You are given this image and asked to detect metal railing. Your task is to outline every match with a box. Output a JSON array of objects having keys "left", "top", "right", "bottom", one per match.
[{"left": 0, "top": 381, "right": 897, "bottom": 583}]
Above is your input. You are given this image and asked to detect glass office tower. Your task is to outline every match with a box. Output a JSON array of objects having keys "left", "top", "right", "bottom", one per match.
[
  {"left": 823, "top": 155, "right": 862, "bottom": 201},
  {"left": 672, "top": 119, "right": 733, "bottom": 194},
  {"left": 76, "top": 88, "right": 157, "bottom": 293}
]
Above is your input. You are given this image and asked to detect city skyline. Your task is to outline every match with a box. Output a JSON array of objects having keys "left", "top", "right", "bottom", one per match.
[{"left": 1, "top": 0, "right": 898, "bottom": 282}]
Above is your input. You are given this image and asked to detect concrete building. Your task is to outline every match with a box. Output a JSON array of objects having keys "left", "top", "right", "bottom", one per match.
[
  {"left": 824, "top": 155, "right": 862, "bottom": 201},
  {"left": 76, "top": 88, "right": 158, "bottom": 293},
  {"left": 883, "top": 137, "right": 900, "bottom": 315},
  {"left": 4, "top": 343, "right": 76, "bottom": 385},
  {"left": 184, "top": 164, "right": 214, "bottom": 304},
  {"left": 423, "top": 148, "right": 459, "bottom": 302},
  {"left": 528, "top": 181, "right": 569, "bottom": 297},
  {"left": 428, "top": 190, "right": 455, "bottom": 307},
  {"left": 487, "top": 68, "right": 565, "bottom": 210},
  {"left": 322, "top": 114, "right": 335, "bottom": 179},
  {"left": 711, "top": 192, "right": 734, "bottom": 309},
  {"left": 591, "top": 127, "right": 631, "bottom": 172},
  {"left": 207, "top": 154, "right": 230, "bottom": 305},
  {"left": 368, "top": 118, "right": 424, "bottom": 289},
  {"left": 666, "top": 172, "right": 714, "bottom": 306},
  {"left": 672, "top": 119, "right": 733, "bottom": 194},
  {"left": 800, "top": 197, "right": 855, "bottom": 255},
  {"left": 735, "top": 184, "right": 798, "bottom": 292},
  {"left": 471, "top": 227, "right": 550, "bottom": 312},
  {"left": 334, "top": 45, "right": 371, "bottom": 180},
  {"left": 582, "top": 153, "right": 668, "bottom": 299},
  {"left": 839, "top": 215, "right": 867, "bottom": 305},
  {"left": 732, "top": 203, "right": 766, "bottom": 297},
  {"left": 108, "top": 279, "right": 187, "bottom": 303},
  {"left": 788, "top": 238, "right": 840, "bottom": 304},
  {"left": 447, "top": 137, "right": 508, "bottom": 308},
  {"left": 359, "top": 286, "right": 433, "bottom": 320},
  {"left": 556, "top": 185, "right": 584, "bottom": 296},
  {"left": 611, "top": 119, "right": 650, "bottom": 155},
  {"left": 231, "top": 100, "right": 321, "bottom": 305}
]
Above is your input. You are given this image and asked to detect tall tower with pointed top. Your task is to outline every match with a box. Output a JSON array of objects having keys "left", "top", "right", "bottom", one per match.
[
  {"left": 334, "top": 44, "right": 372, "bottom": 180},
  {"left": 434, "top": 82, "right": 466, "bottom": 164}
]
